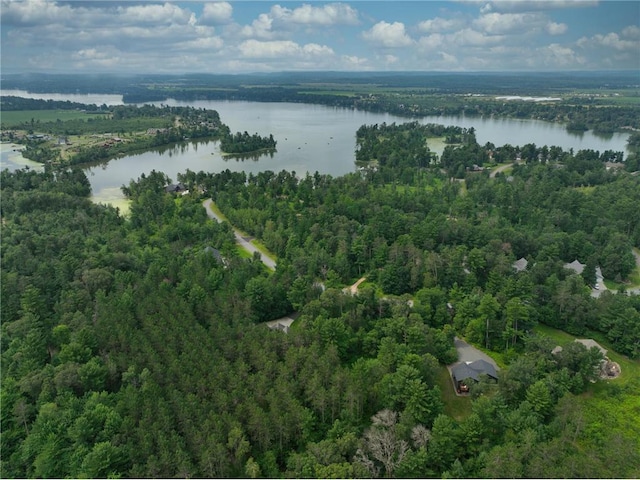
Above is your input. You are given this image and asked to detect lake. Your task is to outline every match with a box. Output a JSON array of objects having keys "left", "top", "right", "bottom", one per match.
[{"left": 1, "top": 90, "right": 631, "bottom": 208}]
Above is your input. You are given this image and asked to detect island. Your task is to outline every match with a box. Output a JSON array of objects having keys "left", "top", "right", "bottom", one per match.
[{"left": 220, "top": 130, "right": 277, "bottom": 157}]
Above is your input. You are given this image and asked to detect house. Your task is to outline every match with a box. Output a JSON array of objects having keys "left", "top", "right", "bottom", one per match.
[
  {"left": 164, "top": 183, "right": 187, "bottom": 194},
  {"left": 564, "top": 259, "right": 585, "bottom": 275},
  {"left": 451, "top": 359, "right": 498, "bottom": 393},
  {"left": 203, "top": 246, "right": 227, "bottom": 267},
  {"left": 575, "top": 339, "right": 607, "bottom": 358},
  {"left": 605, "top": 162, "right": 625, "bottom": 172},
  {"left": 265, "top": 316, "right": 295, "bottom": 333},
  {"left": 512, "top": 257, "right": 528, "bottom": 273},
  {"left": 204, "top": 246, "right": 223, "bottom": 262}
]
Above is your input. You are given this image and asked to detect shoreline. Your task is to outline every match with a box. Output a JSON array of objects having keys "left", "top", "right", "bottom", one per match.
[{"left": 220, "top": 147, "right": 276, "bottom": 158}]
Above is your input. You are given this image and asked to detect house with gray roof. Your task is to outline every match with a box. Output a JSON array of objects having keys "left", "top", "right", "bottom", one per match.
[
  {"left": 451, "top": 359, "right": 498, "bottom": 393},
  {"left": 575, "top": 339, "right": 607, "bottom": 357},
  {"left": 512, "top": 257, "right": 528, "bottom": 272},
  {"left": 564, "top": 259, "right": 585, "bottom": 275}
]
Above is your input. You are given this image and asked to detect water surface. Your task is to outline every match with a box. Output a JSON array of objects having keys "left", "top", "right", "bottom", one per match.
[{"left": 1, "top": 92, "right": 630, "bottom": 208}]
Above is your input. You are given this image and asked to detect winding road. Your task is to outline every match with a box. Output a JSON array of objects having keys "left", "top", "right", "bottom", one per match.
[{"left": 202, "top": 199, "right": 276, "bottom": 271}]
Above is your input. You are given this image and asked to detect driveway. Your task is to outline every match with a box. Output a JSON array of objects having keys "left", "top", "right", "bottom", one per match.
[
  {"left": 489, "top": 163, "right": 513, "bottom": 178},
  {"left": 202, "top": 199, "right": 276, "bottom": 271},
  {"left": 452, "top": 337, "right": 499, "bottom": 369},
  {"left": 447, "top": 337, "right": 500, "bottom": 396}
]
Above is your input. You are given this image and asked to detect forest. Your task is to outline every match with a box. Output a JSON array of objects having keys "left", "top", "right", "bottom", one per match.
[{"left": 2, "top": 108, "right": 640, "bottom": 477}]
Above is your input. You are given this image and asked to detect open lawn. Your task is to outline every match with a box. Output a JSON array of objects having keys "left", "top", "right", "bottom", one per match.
[
  {"left": 533, "top": 323, "right": 640, "bottom": 387},
  {"left": 533, "top": 323, "right": 640, "bottom": 460},
  {"left": 437, "top": 365, "right": 472, "bottom": 421}
]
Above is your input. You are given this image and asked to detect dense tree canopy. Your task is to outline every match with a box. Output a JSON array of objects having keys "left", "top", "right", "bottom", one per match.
[{"left": 2, "top": 114, "right": 640, "bottom": 478}]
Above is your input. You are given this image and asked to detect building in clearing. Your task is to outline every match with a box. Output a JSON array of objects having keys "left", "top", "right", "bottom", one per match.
[
  {"left": 512, "top": 257, "right": 528, "bottom": 272},
  {"left": 451, "top": 359, "right": 498, "bottom": 393},
  {"left": 564, "top": 259, "right": 585, "bottom": 275},
  {"left": 575, "top": 339, "right": 608, "bottom": 357}
]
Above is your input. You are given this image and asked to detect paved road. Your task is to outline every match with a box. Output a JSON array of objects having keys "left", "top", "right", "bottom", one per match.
[{"left": 202, "top": 199, "right": 276, "bottom": 271}]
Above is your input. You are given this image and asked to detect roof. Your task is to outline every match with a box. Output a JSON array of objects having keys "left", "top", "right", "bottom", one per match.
[
  {"left": 165, "top": 183, "right": 186, "bottom": 193},
  {"left": 204, "top": 246, "right": 224, "bottom": 262},
  {"left": 564, "top": 259, "right": 585, "bottom": 275},
  {"left": 512, "top": 257, "right": 528, "bottom": 272},
  {"left": 575, "top": 339, "right": 607, "bottom": 357},
  {"left": 452, "top": 359, "right": 498, "bottom": 383}
]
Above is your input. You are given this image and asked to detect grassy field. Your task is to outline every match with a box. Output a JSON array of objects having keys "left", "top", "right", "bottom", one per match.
[
  {"left": 533, "top": 323, "right": 640, "bottom": 387},
  {"left": 1, "top": 110, "right": 107, "bottom": 126},
  {"left": 298, "top": 91, "right": 359, "bottom": 97},
  {"left": 436, "top": 365, "right": 472, "bottom": 421},
  {"left": 533, "top": 324, "right": 640, "bottom": 474}
]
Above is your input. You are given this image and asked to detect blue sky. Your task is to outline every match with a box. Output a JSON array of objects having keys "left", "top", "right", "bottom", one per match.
[{"left": 1, "top": 1, "right": 639, "bottom": 74}]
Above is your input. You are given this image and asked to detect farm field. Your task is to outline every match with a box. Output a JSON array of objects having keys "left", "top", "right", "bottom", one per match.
[{"left": 1, "top": 109, "right": 108, "bottom": 126}]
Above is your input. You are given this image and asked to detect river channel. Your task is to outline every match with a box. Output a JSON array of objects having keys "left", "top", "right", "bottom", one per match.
[{"left": 1, "top": 90, "right": 631, "bottom": 210}]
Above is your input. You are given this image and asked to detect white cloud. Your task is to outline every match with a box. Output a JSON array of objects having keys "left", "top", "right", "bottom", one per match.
[
  {"left": 417, "top": 17, "right": 463, "bottom": 33},
  {"left": 241, "top": 13, "right": 276, "bottom": 39},
  {"left": 341, "top": 54, "right": 371, "bottom": 69},
  {"left": 480, "top": 1, "right": 599, "bottom": 13},
  {"left": 546, "top": 22, "right": 567, "bottom": 35},
  {"left": 418, "top": 33, "right": 446, "bottom": 50},
  {"left": 577, "top": 27, "right": 640, "bottom": 55},
  {"left": 362, "top": 21, "right": 413, "bottom": 48},
  {"left": 113, "top": 3, "right": 196, "bottom": 27},
  {"left": 200, "top": 2, "right": 233, "bottom": 25},
  {"left": 239, "top": 3, "right": 359, "bottom": 40},
  {"left": 448, "top": 28, "right": 505, "bottom": 46},
  {"left": 272, "top": 3, "right": 359, "bottom": 26},
  {"left": 1, "top": 0, "right": 74, "bottom": 26},
  {"left": 176, "top": 36, "right": 224, "bottom": 51},
  {"left": 539, "top": 43, "right": 586, "bottom": 67},
  {"left": 622, "top": 25, "right": 640, "bottom": 40},
  {"left": 72, "top": 47, "right": 121, "bottom": 69},
  {"left": 438, "top": 51, "right": 460, "bottom": 68},
  {"left": 238, "top": 39, "right": 334, "bottom": 59},
  {"left": 0, "top": 0, "right": 636, "bottom": 73},
  {"left": 593, "top": 32, "right": 638, "bottom": 51},
  {"left": 474, "top": 12, "right": 543, "bottom": 35},
  {"left": 480, "top": 3, "right": 493, "bottom": 14}
]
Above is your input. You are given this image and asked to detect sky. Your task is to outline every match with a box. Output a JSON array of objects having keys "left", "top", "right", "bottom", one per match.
[{"left": 1, "top": 0, "right": 639, "bottom": 74}]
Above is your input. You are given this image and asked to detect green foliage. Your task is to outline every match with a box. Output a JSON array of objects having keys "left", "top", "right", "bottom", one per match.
[
  {"left": 220, "top": 130, "right": 276, "bottom": 155},
  {"left": 3, "top": 106, "right": 640, "bottom": 478}
]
